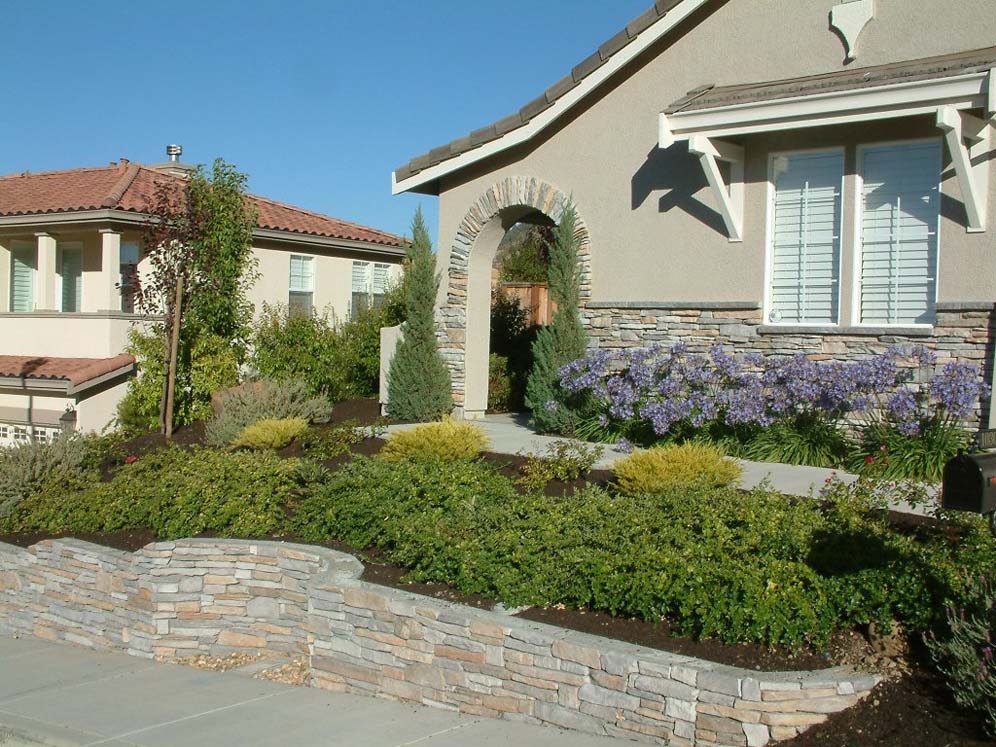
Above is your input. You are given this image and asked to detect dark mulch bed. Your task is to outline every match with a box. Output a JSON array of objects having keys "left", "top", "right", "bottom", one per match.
[
  {"left": 783, "top": 665, "right": 991, "bottom": 747},
  {"left": 329, "top": 397, "right": 382, "bottom": 426}
]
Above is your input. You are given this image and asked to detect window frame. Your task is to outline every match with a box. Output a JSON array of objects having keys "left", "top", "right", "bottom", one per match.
[
  {"left": 288, "top": 254, "right": 315, "bottom": 317},
  {"left": 850, "top": 136, "right": 942, "bottom": 329},
  {"left": 763, "top": 146, "right": 846, "bottom": 327}
]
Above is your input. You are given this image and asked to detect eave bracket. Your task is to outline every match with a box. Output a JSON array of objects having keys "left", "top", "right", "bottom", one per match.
[
  {"left": 688, "top": 135, "right": 745, "bottom": 242},
  {"left": 937, "top": 101, "right": 993, "bottom": 233}
]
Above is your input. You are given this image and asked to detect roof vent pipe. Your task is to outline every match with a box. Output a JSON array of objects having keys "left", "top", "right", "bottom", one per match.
[{"left": 166, "top": 144, "right": 183, "bottom": 163}]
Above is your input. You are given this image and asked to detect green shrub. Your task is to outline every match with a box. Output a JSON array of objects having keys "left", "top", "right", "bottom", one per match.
[
  {"left": 117, "top": 326, "right": 240, "bottom": 432},
  {"left": 380, "top": 420, "right": 489, "bottom": 462},
  {"left": 205, "top": 379, "right": 332, "bottom": 448},
  {"left": 490, "top": 291, "right": 538, "bottom": 412},
  {"left": 517, "top": 440, "right": 604, "bottom": 492},
  {"left": 300, "top": 421, "right": 368, "bottom": 460},
  {"left": 488, "top": 354, "right": 513, "bottom": 412},
  {"left": 741, "top": 414, "right": 848, "bottom": 468},
  {"left": 7, "top": 447, "right": 299, "bottom": 539},
  {"left": 230, "top": 418, "right": 308, "bottom": 450},
  {"left": 614, "top": 443, "right": 741, "bottom": 495},
  {"left": 927, "top": 573, "right": 996, "bottom": 736},
  {"left": 0, "top": 435, "right": 90, "bottom": 518},
  {"left": 293, "top": 458, "right": 996, "bottom": 648}
]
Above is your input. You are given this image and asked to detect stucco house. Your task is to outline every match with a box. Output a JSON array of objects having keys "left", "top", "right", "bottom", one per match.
[
  {"left": 393, "top": 0, "right": 996, "bottom": 426},
  {"left": 0, "top": 152, "right": 405, "bottom": 444}
]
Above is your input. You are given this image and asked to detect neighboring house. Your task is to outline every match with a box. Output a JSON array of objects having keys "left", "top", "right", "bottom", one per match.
[
  {"left": 0, "top": 152, "right": 405, "bottom": 444},
  {"left": 393, "top": 0, "right": 996, "bottom": 425}
]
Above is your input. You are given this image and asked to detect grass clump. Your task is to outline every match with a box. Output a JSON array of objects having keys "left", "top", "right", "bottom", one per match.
[
  {"left": 205, "top": 378, "right": 332, "bottom": 448},
  {"left": 613, "top": 442, "right": 741, "bottom": 495},
  {"left": 230, "top": 418, "right": 308, "bottom": 450},
  {"left": 379, "top": 420, "right": 489, "bottom": 462}
]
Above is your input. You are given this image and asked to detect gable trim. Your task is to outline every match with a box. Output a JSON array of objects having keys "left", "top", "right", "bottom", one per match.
[{"left": 391, "top": 0, "right": 711, "bottom": 196}]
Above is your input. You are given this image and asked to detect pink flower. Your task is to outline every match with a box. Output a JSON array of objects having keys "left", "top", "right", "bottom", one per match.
[{"left": 125, "top": 455, "right": 139, "bottom": 465}]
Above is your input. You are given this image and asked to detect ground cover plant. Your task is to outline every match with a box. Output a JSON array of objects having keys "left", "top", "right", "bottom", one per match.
[
  {"left": 559, "top": 343, "right": 986, "bottom": 480},
  {"left": 230, "top": 417, "right": 308, "bottom": 450},
  {"left": 290, "top": 455, "right": 996, "bottom": 648}
]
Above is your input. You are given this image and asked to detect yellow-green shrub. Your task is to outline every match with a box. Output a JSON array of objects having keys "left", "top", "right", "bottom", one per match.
[
  {"left": 380, "top": 420, "right": 489, "bottom": 462},
  {"left": 231, "top": 418, "right": 308, "bottom": 450},
  {"left": 613, "top": 443, "right": 741, "bottom": 494}
]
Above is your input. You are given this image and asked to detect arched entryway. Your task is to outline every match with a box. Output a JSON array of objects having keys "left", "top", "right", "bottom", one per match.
[{"left": 437, "top": 177, "right": 591, "bottom": 419}]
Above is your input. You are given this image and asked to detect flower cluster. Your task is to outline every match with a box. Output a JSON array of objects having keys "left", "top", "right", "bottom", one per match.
[{"left": 559, "top": 343, "right": 986, "bottom": 440}]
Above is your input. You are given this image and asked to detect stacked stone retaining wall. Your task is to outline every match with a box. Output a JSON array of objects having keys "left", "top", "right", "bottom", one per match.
[{"left": 0, "top": 538, "right": 878, "bottom": 747}]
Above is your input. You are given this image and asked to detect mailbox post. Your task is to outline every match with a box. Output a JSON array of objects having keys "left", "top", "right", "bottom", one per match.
[{"left": 942, "top": 451, "right": 996, "bottom": 536}]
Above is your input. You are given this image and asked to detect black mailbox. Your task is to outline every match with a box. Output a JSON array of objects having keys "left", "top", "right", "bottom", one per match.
[{"left": 942, "top": 452, "right": 996, "bottom": 515}]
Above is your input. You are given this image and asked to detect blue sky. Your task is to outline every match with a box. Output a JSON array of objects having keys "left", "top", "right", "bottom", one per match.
[{"left": 2, "top": 0, "right": 649, "bottom": 243}]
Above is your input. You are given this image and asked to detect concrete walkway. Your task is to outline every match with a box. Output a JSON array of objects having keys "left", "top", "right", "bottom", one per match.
[
  {"left": 0, "top": 635, "right": 620, "bottom": 747},
  {"left": 386, "top": 414, "right": 936, "bottom": 515}
]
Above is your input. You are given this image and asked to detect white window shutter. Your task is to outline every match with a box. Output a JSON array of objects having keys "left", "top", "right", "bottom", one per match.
[
  {"left": 289, "top": 255, "right": 314, "bottom": 292},
  {"left": 60, "top": 245, "right": 82, "bottom": 312},
  {"left": 372, "top": 263, "right": 389, "bottom": 295},
  {"left": 769, "top": 151, "right": 843, "bottom": 324},
  {"left": 860, "top": 142, "right": 940, "bottom": 325},
  {"left": 351, "top": 261, "right": 369, "bottom": 293},
  {"left": 10, "top": 245, "right": 35, "bottom": 312}
]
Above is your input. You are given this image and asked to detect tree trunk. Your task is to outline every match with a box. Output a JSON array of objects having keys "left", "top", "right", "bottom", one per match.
[{"left": 164, "top": 276, "right": 184, "bottom": 440}]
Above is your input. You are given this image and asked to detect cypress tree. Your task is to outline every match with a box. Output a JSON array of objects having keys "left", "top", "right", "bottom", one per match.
[
  {"left": 386, "top": 207, "right": 453, "bottom": 421},
  {"left": 525, "top": 202, "right": 588, "bottom": 433}
]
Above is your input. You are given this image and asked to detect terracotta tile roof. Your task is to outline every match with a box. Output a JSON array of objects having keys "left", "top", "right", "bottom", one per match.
[
  {"left": 394, "top": 0, "right": 688, "bottom": 185},
  {"left": 665, "top": 45, "right": 996, "bottom": 114},
  {"left": 0, "top": 163, "right": 405, "bottom": 249},
  {"left": 0, "top": 354, "right": 135, "bottom": 387}
]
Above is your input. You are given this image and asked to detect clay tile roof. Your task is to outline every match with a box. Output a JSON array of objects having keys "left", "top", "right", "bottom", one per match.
[
  {"left": 0, "top": 354, "right": 135, "bottom": 387},
  {"left": 393, "top": 0, "right": 687, "bottom": 185},
  {"left": 665, "top": 45, "right": 996, "bottom": 114},
  {"left": 0, "top": 163, "right": 406, "bottom": 249}
]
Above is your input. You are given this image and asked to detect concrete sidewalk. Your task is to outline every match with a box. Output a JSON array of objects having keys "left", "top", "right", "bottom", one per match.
[
  {"left": 0, "top": 635, "right": 619, "bottom": 747},
  {"left": 386, "top": 414, "right": 936, "bottom": 515}
]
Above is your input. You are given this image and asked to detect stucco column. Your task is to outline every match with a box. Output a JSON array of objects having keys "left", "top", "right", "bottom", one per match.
[
  {"left": 35, "top": 232, "right": 57, "bottom": 310},
  {"left": 99, "top": 229, "right": 122, "bottom": 312},
  {"left": 0, "top": 240, "right": 9, "bottom": 313}
]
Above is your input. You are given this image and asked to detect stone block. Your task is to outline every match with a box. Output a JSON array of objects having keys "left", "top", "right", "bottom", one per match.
[
  {"left": 216, "top": 630, "right": 266, "bottom": 648},
  {"left": 578, "top": 684, "right": 641, "bottom": 711}
]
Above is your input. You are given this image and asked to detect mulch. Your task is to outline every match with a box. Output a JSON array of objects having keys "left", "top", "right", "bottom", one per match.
[{"left": 783, "top": 663, "right": 992, "bottom": 747}]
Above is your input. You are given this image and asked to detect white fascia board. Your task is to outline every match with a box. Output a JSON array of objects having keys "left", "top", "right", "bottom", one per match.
[
  {"left": 252, "top": 228, "right": 407, "bottom": 259},
  {"left": 392, "top": 0, "right": 712, "bottom": 195},
  {"left": 0, "top": 209, "right": 145, "bottom": 231},
  {"left": 660, "top": 72, "right": 990, "bottom": 144}
]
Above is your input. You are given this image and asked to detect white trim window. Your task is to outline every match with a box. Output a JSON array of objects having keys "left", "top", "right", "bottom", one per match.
[
  {"left": 288, "top": 254, "right": 315, "bottom": 317},
  {"left": 10, "top": 241, "right": 35, "bottom": 312},
  {"left": 58, "top": 242, "right": 83, "bottom": 313},
  {"left": 858, "top": 141, "right": 941, "bottom": 325},
  {"left": 767, "top": 150, "right": 844, "bottom": 324},
  {"left": 350, "top": 261, "right": 390, "bottom": 319}
]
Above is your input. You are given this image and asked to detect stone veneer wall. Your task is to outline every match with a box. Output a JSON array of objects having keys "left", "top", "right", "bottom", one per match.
[
  {"left": 0, "top": 538, "right": 878, "bottom": 747},
  {"left": 582, "top": 301, "right": 996, "bottom": 427},
  {"left": 438, "top": 176, "right": 592, "bottom": 407}
]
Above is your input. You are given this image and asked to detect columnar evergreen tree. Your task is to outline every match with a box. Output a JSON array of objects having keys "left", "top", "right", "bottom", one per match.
[
  {"left": 525, "top": 202, "right": 588, "bottom": 433},
  {"left": 386, "top": 207, "right": 453, "bottom": 421}
]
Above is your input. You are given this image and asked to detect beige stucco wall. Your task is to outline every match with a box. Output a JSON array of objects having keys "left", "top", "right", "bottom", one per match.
[
  {"left": 434, "top": 0, "right": 996, "bottom": 308},
  {"left": 247, "top": 245, "right": 402, "bottom": 322}
]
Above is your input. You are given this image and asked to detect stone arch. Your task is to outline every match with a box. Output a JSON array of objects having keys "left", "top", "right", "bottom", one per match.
[{"left": 437, "top": 176, "right": 592, "bottom": 418}]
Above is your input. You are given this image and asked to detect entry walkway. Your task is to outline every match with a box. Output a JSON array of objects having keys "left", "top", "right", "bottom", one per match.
[
  {"left": 0, "top": 635, "right": 619, "bottom": 747},
  {"left": 386, "top": 414, "right": 936, "bottom": 515}
]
